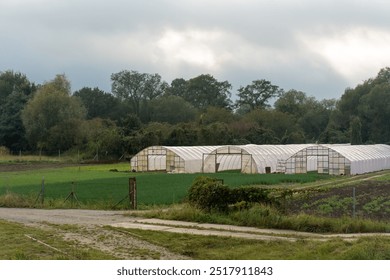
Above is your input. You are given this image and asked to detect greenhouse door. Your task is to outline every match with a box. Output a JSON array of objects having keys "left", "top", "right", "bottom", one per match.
[
  {"left": 307, "top": 146, "right": 330, "bottom": 174},
  {"left": 147, "top": 155, "right": 166, "bottom": 171}
]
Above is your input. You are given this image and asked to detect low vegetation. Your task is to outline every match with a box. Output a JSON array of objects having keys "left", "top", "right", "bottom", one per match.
[
  {"left": 2, "top": 218, "right": 389, "bottom": 260},
  {"left": 0, "top": 220, "right": 115, "bottom": 260},
  {"left": 119, "top": 228, "right": 390, "bottom": 260}
]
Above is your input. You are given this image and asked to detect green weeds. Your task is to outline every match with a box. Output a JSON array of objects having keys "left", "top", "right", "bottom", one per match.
[
  {"left": 119, "top": 228, "right": 390, "bottom": 260},
  {"left": 142, "top": 203, "right": 390, "bottom": 234}
]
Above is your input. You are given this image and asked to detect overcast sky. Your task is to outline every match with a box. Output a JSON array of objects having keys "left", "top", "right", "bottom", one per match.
[{"left": 1, "top": 0, "right": 390, "bottom": 100}]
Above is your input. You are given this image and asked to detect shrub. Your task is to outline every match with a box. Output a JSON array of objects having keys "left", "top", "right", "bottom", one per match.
[
  {"left": 231, "top": 186, "right": 271, "bottom": 204},
  {"left": 188, "top": 177, "right": 274, "bottom": 212},
  {"left": 188, "top": 177, "right": 231, "bottom": 212}
]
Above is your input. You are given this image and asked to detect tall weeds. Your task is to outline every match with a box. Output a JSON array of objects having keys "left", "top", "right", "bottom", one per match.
[{"left": 143, "top": 203, "right": 390, "bottom": 234}]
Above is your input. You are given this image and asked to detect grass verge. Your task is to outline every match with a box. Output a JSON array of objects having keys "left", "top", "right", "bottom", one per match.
[
  {"left": 139, "top": 203, "right": 390, "bottom": 233},
  {"left": 116, "top": 227, "right": 390, "bottom": 260}
]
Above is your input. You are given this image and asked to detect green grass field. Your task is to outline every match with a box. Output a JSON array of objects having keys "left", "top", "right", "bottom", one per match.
[{"left": 0, "top": 163, "right": 328, "bottom": 207}]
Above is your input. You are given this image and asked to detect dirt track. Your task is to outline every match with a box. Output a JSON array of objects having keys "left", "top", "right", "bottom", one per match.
[
  {"left": 0, "top": 208, "right": 189, "bottom": 259},
  {"left": 1, "top": 208, "right": 390, "bottom": 260}
]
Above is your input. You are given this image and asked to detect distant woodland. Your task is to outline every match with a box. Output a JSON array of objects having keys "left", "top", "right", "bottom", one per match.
[{"left": 1, "top": 68, "right": 390, "bottom": 159}]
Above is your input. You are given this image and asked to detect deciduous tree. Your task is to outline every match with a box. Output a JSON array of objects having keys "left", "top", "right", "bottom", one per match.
[
  {"left": 236, "top": 79, "right": 282, "bottom": 111},
  {"left": 167, "top": 75, "right": 232, "bottom": 110},
  {"left": 73, "top": 87, "right": 125, "bottom": 121},
  {"left": 21, "top": 75, "right": 86, "bottom": 152},
  {"left": 111, "top": 70, "right": 167, "bottom": 118}
]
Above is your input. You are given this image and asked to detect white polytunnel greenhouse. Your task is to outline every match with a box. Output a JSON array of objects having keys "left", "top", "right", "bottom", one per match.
[
  {"left": 285, "top": 144, "right": 390, "bottom": 175},
  {"left": 130, "top": 144, "right": 390, "bottom": 175},
  {"left": 202, "top": 144, "right": 316, "bottom": 173},
  {"left": 130, "top": 145, "right": 222, "bottom": 173}
]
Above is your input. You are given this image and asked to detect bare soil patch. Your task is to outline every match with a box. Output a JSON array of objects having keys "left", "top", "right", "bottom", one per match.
[{"left": 0, "top": 163, "right": 77, "bottom": 172}]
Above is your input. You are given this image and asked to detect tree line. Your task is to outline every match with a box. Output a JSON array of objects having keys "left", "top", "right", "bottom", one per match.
[{"left": 1, "top": 68, "right": 389, "bottom": 160}]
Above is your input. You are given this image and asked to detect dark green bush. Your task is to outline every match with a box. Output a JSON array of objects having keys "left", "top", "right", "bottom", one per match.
[
  {"left": 188, "top": 177, "right": 231, "bottom": 212},
  {"left": 230, "top": 186, "right": 270, "bottom": 204},
  {"left": 188, "top": 177, "right": 274, "bottom": 212}
]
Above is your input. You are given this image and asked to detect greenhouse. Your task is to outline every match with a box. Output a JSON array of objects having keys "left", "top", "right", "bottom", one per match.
[
  {"left": 131, "top": 144, "right": 390, "bottom": 175},
  {"left": 130, "top": 145, "right": 221, "bottom": 173},
  {"left": 285, "top": 144, "right": 390, "bottom": 175},
  {"left": 202, "top": 144, "right": 315, "bottom": 174}
]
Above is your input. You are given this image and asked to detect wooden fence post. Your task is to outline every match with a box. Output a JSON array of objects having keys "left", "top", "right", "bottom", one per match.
[{"left": 129, "top": 177, "right": 137, "bottom": 210}]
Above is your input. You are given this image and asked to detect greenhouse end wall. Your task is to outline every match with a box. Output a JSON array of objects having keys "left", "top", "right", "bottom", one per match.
[{"left": 285, "top": 146, "right": 351, "bottom": 175}]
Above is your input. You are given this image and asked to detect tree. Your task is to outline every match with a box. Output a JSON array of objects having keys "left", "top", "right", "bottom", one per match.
[
  {"left": 0, "top": 70, "right": 35, "bottom": 102},
  {"left": 125, "top": 122, "right": 172, "bottom": 154},
  {"left": 21, "top": 75, "right": 86, "bottom": 152},
  {"left": 246, "top": 127, "right": 279, "bottom": 144},
  {"left": 80, "top": 118, "right": 124, "bottom": 159},
  {"left": 358, "top": 83, "right": 390, "bottom": 143},
  {"left": 241, "top": 109, "right": 295, "bottom": 142},
  {"left": 0, "top": 91, "right": 30, "bottom": 150},
  {"left": 236, "top": 79, "right": 283, "bottom": 111},
  {"left": 111, "top": 70, "right": 168, "bottom": 118},
  {"left": 200, "top": 106, "right": 236, "bottom": 125},
  {"left": 350, "top": 116, "right": 362, "bottom": 145},
  {"left": 275, "top": 91, "right": 336, "bottom": 143},
  {"left": 297, "top": 98, "right": 335, "bottom": 143},
  {"left": 149, "top": 95, "right": 198, "bottom": 124},
  {"left": 166, "top": 123, "right": 199, "bottom": 146},
  {"left": 165, "top": 78, "right": 188, "bottom": 97},
  {"left": 274, "top": 90, "right": 308, "bottom": 118},
  {"left": 118, "top": 113, "right": 142, "bottom": 136},
  {"left": 198, "top": 122, "right": 233, "bottom": 145},
  {"left": 0, "top": 70, "right": 36, "bottom": 150},
  {"left": 73, "top": 87, "right": 125, "bottom": 121},
  {"left": 330, "top": 67, "right": 390, "bottom": 143},
  {"left": 168, "top": 74, "right": 232, "bottom": 110}
]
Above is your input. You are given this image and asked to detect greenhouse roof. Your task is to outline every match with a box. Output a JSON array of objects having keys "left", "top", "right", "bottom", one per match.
[
  {"left": 323, "top": 144, "right": 390, "bottom": 162},
  {"left": 131, "top": 144, "right": 390, "bottom": 175}
]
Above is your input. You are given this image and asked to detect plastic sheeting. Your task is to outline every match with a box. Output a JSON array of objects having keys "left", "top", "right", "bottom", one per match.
[
  {"left": 131, "top": 144, "right": 390, "bottom": 175},
  {"left": 202, "top": 144, "right": 316, "bottom": 174},
  {"left": 130, "top": 146, "right": 221, "bottom": 173},
  {"left": 285, "top": 144, "right": 390, "bottom": 175}
]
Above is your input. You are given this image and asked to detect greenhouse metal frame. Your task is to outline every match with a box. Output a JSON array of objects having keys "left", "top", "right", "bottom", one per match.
[
  {"left": 130, "top": 145, "right": 221, "bottom": 173},
  {"left": 202, "top": 144, "right": 315, "bottom": 174},
  {"left": 285, "top": 144, "right": 390, "bottom": 175},
  {"left": 130, "top": 144, "right": 390, "bottom": 175}
]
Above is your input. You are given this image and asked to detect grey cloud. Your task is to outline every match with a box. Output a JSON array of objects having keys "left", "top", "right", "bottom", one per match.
[{"left": 1, "top": 0, "right": 390, "bottom": 99}]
